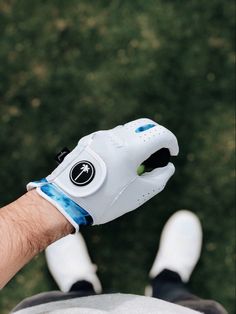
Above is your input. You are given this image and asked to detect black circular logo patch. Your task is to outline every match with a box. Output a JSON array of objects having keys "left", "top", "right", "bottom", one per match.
[{"left": 70, "top": 161, "right": 95, "bottom": 186}]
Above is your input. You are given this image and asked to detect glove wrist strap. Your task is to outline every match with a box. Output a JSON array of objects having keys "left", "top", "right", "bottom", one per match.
[{"left": 29, "top": 179, "right": 93, "bottom": 231}]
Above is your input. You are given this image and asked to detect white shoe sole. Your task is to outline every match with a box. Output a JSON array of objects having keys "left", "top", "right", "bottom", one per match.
[
  {"left": 149, "top": 210, "right": 202, "bottom": 283},
  {"left": 45, "top": 233, "right": 102, "bottom": 293}
]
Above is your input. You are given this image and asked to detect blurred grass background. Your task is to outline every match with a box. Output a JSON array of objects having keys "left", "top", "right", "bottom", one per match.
[{"left": 0, "top": 0, "right": 235, "bottom": 313}]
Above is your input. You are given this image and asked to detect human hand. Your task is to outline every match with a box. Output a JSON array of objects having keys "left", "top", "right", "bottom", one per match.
[{"left": 27, "top": 118, "right": 179, "bottom": 231}]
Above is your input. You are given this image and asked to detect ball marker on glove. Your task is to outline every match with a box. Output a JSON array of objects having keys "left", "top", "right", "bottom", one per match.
[{"left": 27, "top": 118, "right": 179, "bottom": 231}]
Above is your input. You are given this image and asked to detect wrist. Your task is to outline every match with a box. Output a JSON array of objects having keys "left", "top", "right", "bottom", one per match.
[
  {"left": 0, "top": 190, "right": 74, "bottom": 288},
  {"left": 17, "top": 190, "right": 74, "bottom": 251}
]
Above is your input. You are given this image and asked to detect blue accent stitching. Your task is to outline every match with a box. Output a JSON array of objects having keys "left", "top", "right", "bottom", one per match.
[
  {"left": 40, "top": 184, "right": 93, "bottom": 226},
  {"left": 135, "top": 123, "right": 156, "bottom": 133}
]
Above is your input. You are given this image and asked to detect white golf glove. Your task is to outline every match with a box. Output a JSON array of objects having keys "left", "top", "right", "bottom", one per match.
[{"left": 27, "top": 118, "right": 179, "bottom": 231}]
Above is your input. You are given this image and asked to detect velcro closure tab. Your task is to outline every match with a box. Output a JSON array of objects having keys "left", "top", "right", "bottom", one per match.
[{"left": 54, "top": 147, "right": 107, "bottom": 198}]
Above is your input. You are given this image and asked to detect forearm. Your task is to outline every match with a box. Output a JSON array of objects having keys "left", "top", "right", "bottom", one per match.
[{"left": 0, "top": 190, "right": 74, "bottom": 288}]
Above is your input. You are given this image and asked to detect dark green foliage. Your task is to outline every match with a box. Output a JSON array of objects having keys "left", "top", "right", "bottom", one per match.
[{"left": 0, "top": 0, "right": 235, "bottom": 313}]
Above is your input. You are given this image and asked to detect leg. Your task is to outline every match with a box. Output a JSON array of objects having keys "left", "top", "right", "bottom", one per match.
[
  {"left": 147, "top": 210, "right": 228, "bottom": 314},
  {"left": 12, "top": 233, "right": 101, "bottom": 312},
  {"left": 151, "top": 269, "right": 198, "bottom": 302},
  {"left": 151, "top": 270, "right": 227, "bottom": 314}
]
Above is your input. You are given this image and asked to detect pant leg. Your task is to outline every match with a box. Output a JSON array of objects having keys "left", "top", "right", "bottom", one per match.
[
  {"left": 151, "top": 269, "right": 228, "bottom": 314},
  {"left": 69, "top": 280, "right": 96, "bottom": 294},
  {"left": 12, "top": 280, "right": 96, "bottom": 313},
  {"left": 151, "top": 269, "right": 197, "bottom": 302}
]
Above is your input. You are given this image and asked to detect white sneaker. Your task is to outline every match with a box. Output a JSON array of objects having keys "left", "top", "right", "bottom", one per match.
[
  {"left": 45, "top": 233, "right": 102, "bottom": 293},
  {"left": 149, "top": 210, "right": 203, "bottom": 283}
]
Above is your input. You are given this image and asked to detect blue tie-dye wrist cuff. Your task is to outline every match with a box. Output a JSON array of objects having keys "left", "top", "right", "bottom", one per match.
[
  {"left": 33, "top": 178, "right": 48, "bottom": 185},
  {"left": 40, "top": 183, "right": 93, "bottom": 226}
]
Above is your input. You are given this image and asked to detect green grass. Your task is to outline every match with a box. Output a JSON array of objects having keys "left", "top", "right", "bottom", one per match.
[{"left": 0, "top": 0, "right": 235, "bottom": 313}]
